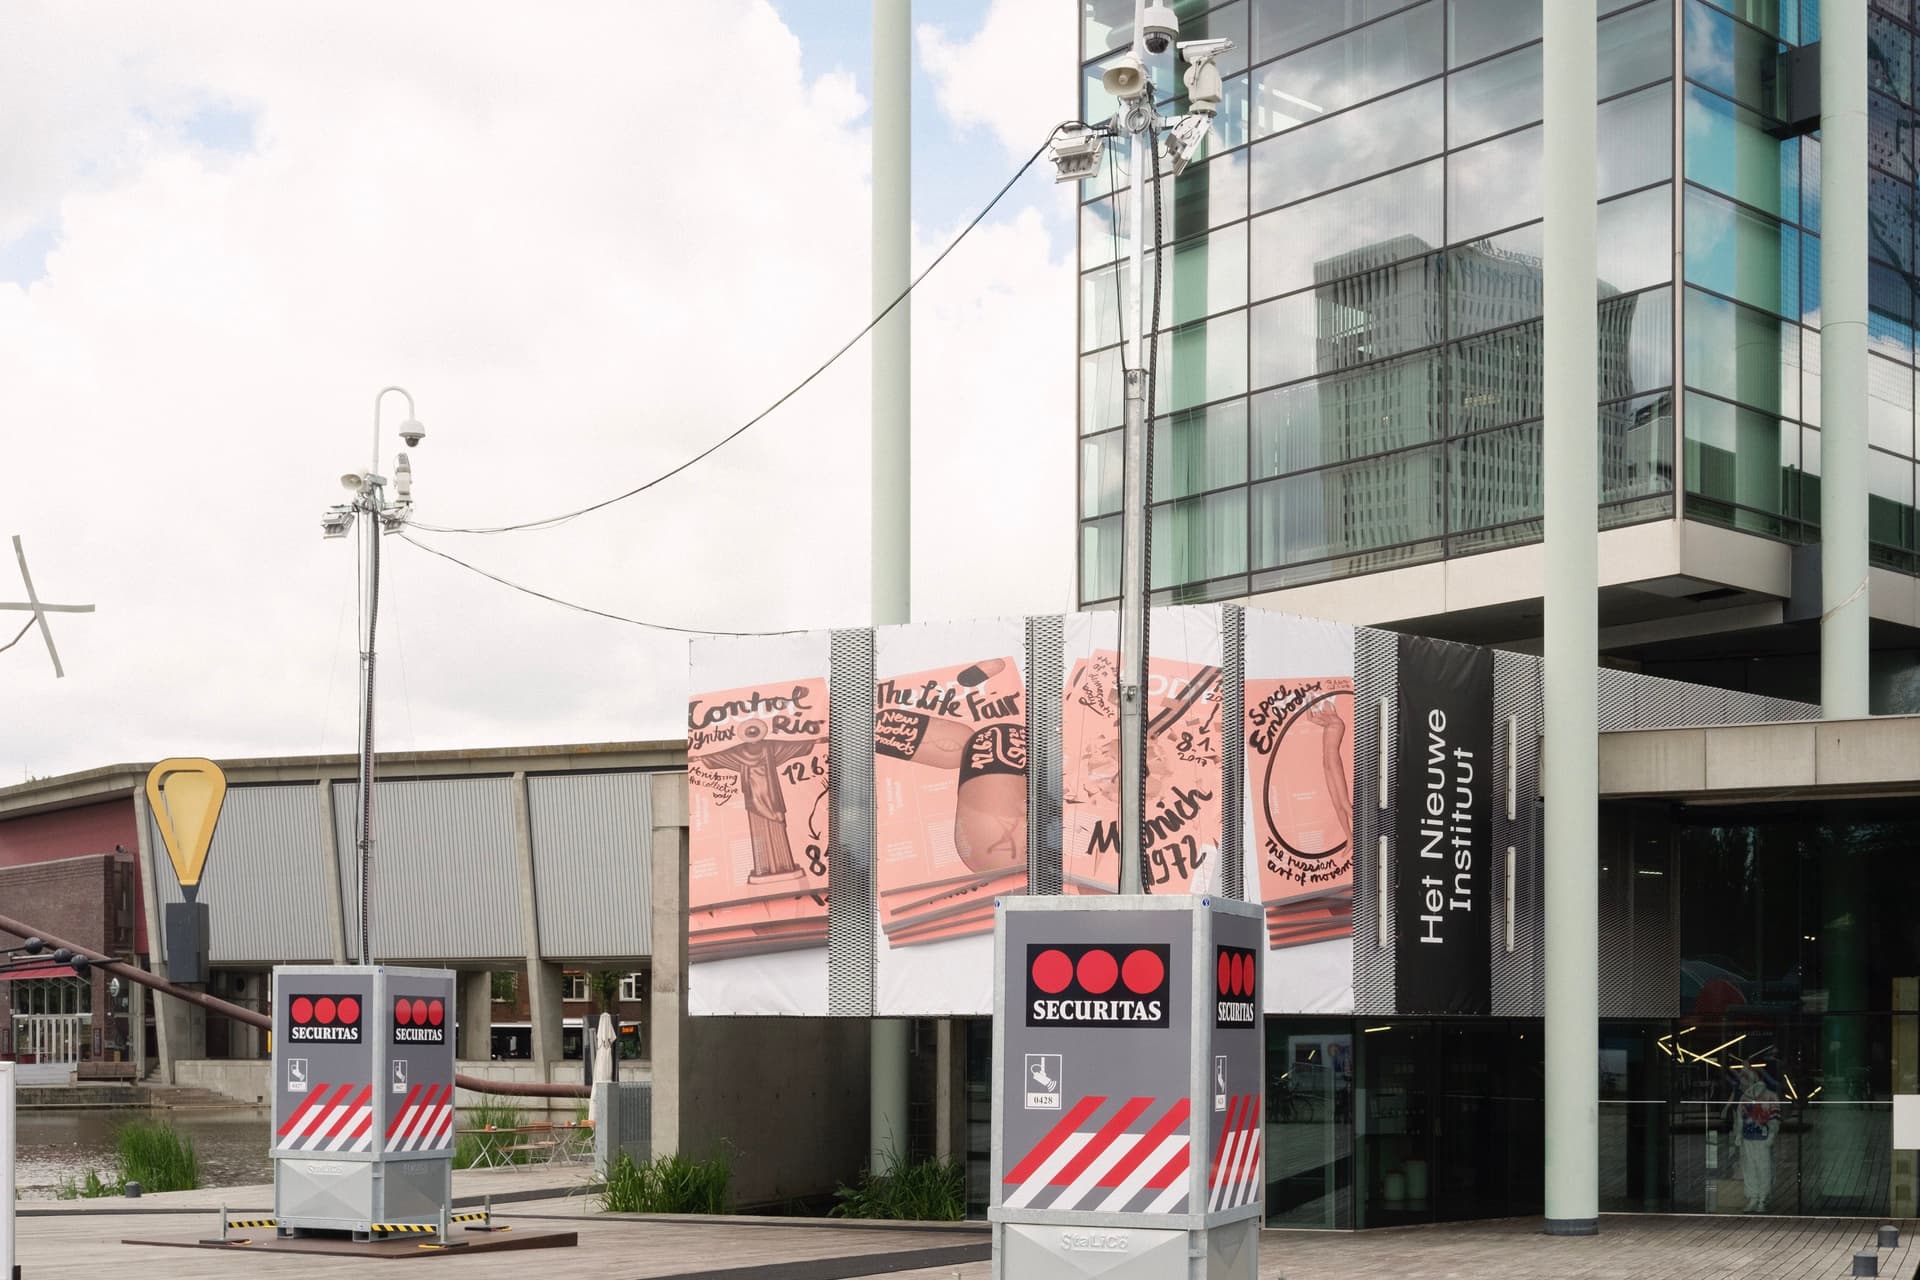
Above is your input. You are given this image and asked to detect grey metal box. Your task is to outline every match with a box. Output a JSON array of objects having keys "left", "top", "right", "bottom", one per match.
[{"left": 269, "top": 964, "right": 455, "bottom": 1236}]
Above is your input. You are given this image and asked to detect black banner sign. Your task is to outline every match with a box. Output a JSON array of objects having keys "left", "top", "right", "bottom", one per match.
[
  {"left": 287, "top": 993, "right": 364, "bottom": 1043},
  {"left": 1393, "top": 636, "right": 1494, "bottom": 1015},
  {"left": 1024, "top": 942, "right": 1171, "bottom": 1028}
]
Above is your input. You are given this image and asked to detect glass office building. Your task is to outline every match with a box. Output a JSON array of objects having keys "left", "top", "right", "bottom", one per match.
[
  {"left": 1076, "top": 0, "right": 1920, "bottom": 1229},
  {"left": 1078, "top": 0, "right": 1920, "bottom": 620}
]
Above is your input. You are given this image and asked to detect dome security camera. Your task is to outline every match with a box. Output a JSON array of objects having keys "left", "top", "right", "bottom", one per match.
[{"left": 1142, "top": 3, "right": 1179, "bottom": 54}]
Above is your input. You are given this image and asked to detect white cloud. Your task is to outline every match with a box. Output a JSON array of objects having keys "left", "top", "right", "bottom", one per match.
[
  {"left": 917, "top": 0, "right": 1079, "bottom": 159},
  {"left": 0, "top": 0, "right": 1079, "bottom": 779}
]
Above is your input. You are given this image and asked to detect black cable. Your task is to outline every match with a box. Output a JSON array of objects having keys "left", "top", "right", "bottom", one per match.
[
  {"left": 398, "top": 532, "right": 806, "bottom": 637},
  {"left": 0, "top": 616, "right": 33, "bottom": 657},
  {"left": 414, "top": 121, "right": 1088, "bottom": 538}
]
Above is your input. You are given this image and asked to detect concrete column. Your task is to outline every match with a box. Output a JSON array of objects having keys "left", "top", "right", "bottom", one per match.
[
  {"left": 648, "top": 772, "right": 691, "bottom": 1160},
  {"left": 131, "top": 979, "right": 147, "bottom": 1080},
  {"left": 1822, "top": 0, "right": 1871, "bottom": 718},
  {"left": 457, "top": 970, "right": 492, "bottom": 1062},
  {"left": 316, "top": 780, "right": 350, "bottom": 964},
  {"left": 510, "top": 772, "right": 562, "bottom": 1074},
  {"left": 935, "top": 1019, "right": 968, "bottom": 1164},
  {"left": 870, "top": 0, "right": 913, "bottom": 1177},
  {"left": 1542, "top": 0, "right": 1599, "bottom": 1237}
]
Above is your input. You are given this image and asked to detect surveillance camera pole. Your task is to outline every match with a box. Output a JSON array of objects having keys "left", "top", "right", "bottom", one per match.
[
  {"left": 1117, "top": 0, "right": 1155, "bottom": 895},
  {"left": 323, "top": 387, "right": 420, "bottom": 967}
]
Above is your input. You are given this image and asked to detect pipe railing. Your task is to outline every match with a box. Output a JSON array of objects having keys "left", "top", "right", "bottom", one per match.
[{"left": 0, "top": 912, "right": 589, "bottom": 1099}]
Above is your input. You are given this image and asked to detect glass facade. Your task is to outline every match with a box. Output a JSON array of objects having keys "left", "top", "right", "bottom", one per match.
[
  {"left": 1076, "top": 0, "right": 1920, "bottom": 604},
  {"left": 1261, "top": 799, "right": 1920, "bottom": 1227},
  {"left": 1078, "top": 0, "right": 1679, "bottom": 605}
]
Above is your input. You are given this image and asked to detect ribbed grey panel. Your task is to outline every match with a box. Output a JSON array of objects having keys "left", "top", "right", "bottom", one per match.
[
  {"left": 1221, "top": 605, "right": 1246, "bottom": 902},
  {"left": 151, "top": 784, "right": 335, "bottom": 965},
  {"left": 1491, "top": 652, "right": 1544, "bottom": 1017},
  {"left": 331, "top": 777, "right": 520, "bottom": 962},
  {"left": 827, "top": 628, "right": 875, "bottom": 1017},
  {"left": 527, "top": 771, "right": 655, "bottom": 960},
  {"left": 1352, "top": 627, "right": 1398, "bottom": 1016},
  {"left": 1025, "top": 615, "right": 1064, "bottom": 897}
]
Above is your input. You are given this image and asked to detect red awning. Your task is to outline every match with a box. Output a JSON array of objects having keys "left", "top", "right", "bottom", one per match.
[{"left": 0, "top": 966, "right": 77, "bottom": 982}]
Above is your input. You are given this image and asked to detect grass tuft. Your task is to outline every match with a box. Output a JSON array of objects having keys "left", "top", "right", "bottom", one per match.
[
  {"left": 831, "top": 1157, "right": 966, "bottom": 1221},
  {"left": 598, "top": 1147, "right": 733, "bottom": 1215}
]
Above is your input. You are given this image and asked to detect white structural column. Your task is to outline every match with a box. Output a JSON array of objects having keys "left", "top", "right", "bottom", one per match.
[
  {"left": 1, "top": 1062, "right": 13, "bottom": 1280},
  {"left": 870, "top": 0, "right": 912, "bottom": 1176},
  {"left": 1542, "top": 0, "right": 1600, "bottom": 1237},
  {"left": 1822, "top": 0, "right": 1870, "bottom": 718}
]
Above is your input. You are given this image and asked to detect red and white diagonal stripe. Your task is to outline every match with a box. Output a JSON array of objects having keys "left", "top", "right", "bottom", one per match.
[
  {"left": 1207, "top": 1093, "right": 1262, "bottom": 1212},
  {"left": 1001, "top": 1096, "right": 1191, "bottom": 1215},
  {"left": 386, "top": 1083, "right": 455, "bottom": 1152},
  {"left": 277, "top": 1083, "right": 374, "bottom": 1153}
]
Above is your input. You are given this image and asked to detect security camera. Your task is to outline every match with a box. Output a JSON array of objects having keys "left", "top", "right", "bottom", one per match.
[
  {"left": 1179, "top": 37, "right": 1234, "bottom": 65},
  {"left": 399, "top": 419, "right": 426, "bottom": 448},
  {"left": 1142, "top": 2, "right": 1178, "bottom": 54}
]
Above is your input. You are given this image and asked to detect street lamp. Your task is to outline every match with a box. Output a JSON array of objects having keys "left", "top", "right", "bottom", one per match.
[
  {"left": 1052, "top": 4, "right": 1231, "bottom": 893},
  {"left": 319, "top": 386, "right": 424, "bottom": 965}
]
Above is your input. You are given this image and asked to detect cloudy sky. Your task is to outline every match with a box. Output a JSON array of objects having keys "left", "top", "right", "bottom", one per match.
[{"left": 0, "top": 1, "right": 1078, "bottom": 780}]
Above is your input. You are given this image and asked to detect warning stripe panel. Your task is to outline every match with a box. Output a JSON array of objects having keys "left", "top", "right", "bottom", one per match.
[
  {"left": 1049, "top": 1097, "right": 1151, "bottom": 1187},
  {"left": 1096, "top": 1098, "right": 1188, "bottom": 1187},
  {"left": 387, "top": 1084, "right": 424, "bottom": 1137},
  {"left": 1207, "top": 1094, "right": 1244, "bottom": 1189},
  {"left": 1004, "top": 1095, "right": 1104, "bottom": 1184}
]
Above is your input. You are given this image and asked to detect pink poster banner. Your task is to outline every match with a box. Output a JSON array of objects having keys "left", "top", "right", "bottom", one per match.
[
  {"left": 1246, "top": 674, "right": 1356, "bottom": 950},
  {"left": 686, "top": 677, "right": 830, "bottom": 964},
  {"left": 1061, "top": 638, "right": 1224, "bottom": 897},
  {"left": 873, "top": 656, "right": 1029, "bottom": 947}
]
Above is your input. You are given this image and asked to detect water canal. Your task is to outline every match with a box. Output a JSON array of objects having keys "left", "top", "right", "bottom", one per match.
[{"left": 13, "top": 1109, "right": 271, "bottom": 1199}]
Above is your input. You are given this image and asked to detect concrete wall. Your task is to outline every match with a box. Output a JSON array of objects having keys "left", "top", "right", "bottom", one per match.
[
  {"left": 649, "top": 771, "right": 873, "bottom": 1207},
  {"left": 676, "top": 1016, "right": 871, "bottom": 1207},
  {"left": 175, "top": 1058, "right": 270, "bottom": 1104}
]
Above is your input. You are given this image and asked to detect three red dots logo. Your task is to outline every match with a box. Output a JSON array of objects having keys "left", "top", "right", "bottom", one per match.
[
  {"left": 393, "top": 996, "right": 447, "bottom": 1045},
  {"left": 1215, "top": 945, "right": 1257, "bottom": 1028},
  {"left": 1025, "top": 942, "right": 1170, "bottom": 1028},
  {"left": 287, "top": 993, "right": 364, "bottom": 1043}
]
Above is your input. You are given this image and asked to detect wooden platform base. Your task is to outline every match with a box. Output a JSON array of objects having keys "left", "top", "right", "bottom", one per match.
[{"left": 123, "top": 1226, "right": 577, "bottom": 1260}]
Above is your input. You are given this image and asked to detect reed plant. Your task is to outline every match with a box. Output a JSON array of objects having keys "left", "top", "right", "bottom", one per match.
[
  {"left": 831, "top": 1156, "right": 966, "bottom": 1221},
  {"left": 598, "top": 1146, "right": 733, "bottom": 1214}
]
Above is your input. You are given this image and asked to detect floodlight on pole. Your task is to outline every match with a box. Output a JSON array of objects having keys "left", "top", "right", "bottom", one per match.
[
  {"left": 318, "top": 385, "right": 426, "bottom": 966},
  {"left": 1048, "top": 123, "right": 1109, "bottom": 183}
]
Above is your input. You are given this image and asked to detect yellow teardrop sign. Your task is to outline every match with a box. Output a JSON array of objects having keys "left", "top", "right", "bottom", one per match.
[{"left": 146, "top": 758, "right": 227, "bottom": 891}]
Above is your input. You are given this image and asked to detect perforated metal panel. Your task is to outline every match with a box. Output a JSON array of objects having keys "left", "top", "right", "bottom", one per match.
[
  {"left": 1352, "top": 627, "right": 1398, "bottom": 1016},
  {"left": 1491, "top": 652, "right": 1544, "bottom": 1017},
  {"left": 1601, "top": 670, "right": 1818, "bottom": 730},
  {"left": 827, "top": 628, "right": 876, "bottom": 1017},
  {"left": 1024, "top": 615, "right": 1064, "bottom": 897},
  {"left": 1221, "top": 605, "right": 1246, "bottom": 901}
]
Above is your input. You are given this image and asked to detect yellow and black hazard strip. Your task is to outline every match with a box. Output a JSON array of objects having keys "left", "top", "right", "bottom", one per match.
[
  {"left": 225, "top": 1217, "right": 278, "bottom": 1229},
  {"left": 449, "top": 1211, "right": 490, "bottom": 1224},
  {"left": 371, "top": 1221, "right": 440, "bottom": 1235}
]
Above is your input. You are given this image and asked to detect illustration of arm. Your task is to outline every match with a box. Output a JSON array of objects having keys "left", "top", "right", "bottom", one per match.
[{"left": 1309, "top": 702, "right": 1353, "bottom": 842}]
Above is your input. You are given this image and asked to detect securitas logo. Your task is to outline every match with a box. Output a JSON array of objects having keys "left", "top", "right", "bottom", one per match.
[
  {"left": 1026, "top": 943, "right": 1169, "bottom": 1028},
  {"left": 1215, "top": 945, "right": 1257, "bottom": 1027},
  {"left": 393, "top": 996, "right": 447, "bottom": 1045},
  {"left": 287, "top": 994, "right": 363, "bottom": 1043}
]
